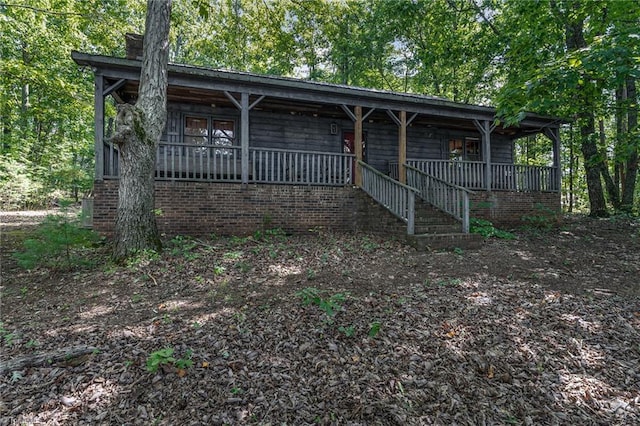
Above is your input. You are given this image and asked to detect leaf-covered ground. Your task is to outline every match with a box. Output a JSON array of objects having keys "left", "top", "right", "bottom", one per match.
[{"left": 1, "top": 211, "right": 639, "bottom": 425}]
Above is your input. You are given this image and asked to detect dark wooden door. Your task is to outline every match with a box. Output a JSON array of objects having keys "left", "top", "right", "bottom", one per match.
[{"left": 342, "top": 131, "right": 366, "bottom": 158}]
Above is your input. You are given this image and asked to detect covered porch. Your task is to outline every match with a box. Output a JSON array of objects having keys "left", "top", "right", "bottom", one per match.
[{"left": 73, "top": 50, "right": 563, "bottom": 238}]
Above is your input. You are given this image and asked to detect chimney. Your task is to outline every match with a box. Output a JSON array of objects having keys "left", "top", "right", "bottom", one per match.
[{"left": 125, "top": 33, "right": 143, "bottom": 60}]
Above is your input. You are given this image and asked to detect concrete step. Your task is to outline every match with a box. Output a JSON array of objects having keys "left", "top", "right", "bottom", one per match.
[
  {"left": 407, "top": 233, "right": 484, "bottom": 251},
  {"left": 416, "top": 218, "right": 458, "bottom": 227},
  {"left": 413, "top": 223, "right": 462, "bottom": 234}
]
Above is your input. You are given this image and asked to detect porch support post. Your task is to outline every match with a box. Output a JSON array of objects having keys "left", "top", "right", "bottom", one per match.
[
  {"left": 94, "top": 73, "right": 104, "bottom": 180},
  {"left": 474, "top": 119, "right": 495, "bottom": 191},
  {"left": 240, "top": 92, "right": 249, "bottom": 184},
  {"left": 225, "top": 91, "right": 263, "bottom": 185},
  {"left": 399, "top": 110, "right": 407, "bottom": 184},
  {"left": 354, "top": 106, "right": 363, "bottom": 187},
  {"left": 544, "top": 126, "right": 562, "bottom": 192}
]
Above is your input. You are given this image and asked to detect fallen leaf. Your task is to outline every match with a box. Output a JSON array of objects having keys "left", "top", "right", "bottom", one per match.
[{"left": 487, "top": 365, "right": 495, "bottom": 379}]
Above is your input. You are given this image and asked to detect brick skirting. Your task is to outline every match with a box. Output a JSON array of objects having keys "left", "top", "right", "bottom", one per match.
[
  {"left": 93, "top": 180, "right": 366, "bottom": 237},
  {"left": 470, "top": 191, "right": 561, "bottom": 228},
  {"left": 92, "top": 180, "right": 560, "bottom": 237}
]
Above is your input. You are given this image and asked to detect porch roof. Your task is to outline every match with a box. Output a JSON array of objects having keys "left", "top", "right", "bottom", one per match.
[{"left": 72, "top": 51, "right": 564, "bottom": 137}]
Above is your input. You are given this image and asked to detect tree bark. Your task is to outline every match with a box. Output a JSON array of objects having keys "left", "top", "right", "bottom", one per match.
[
  {"left": 621, "top": 77, "right": 638, "bottom": 212},
  {"left": 112, "top": 0, "right": 172, "bottom": 260},
  {"left": 564, "top": 8, "right": 608, "bottom": 217},
  {"left": 579, "top": 115, "right": 608, "bottom": 216},
  {"left": 600, "top": 119, "right": 620, "bottom": 209},
  {"left": 0, "top": 346, "right": 98, "bottom": 375}
]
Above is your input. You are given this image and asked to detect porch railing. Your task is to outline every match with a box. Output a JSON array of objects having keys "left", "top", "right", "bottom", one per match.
[
  {"left": 360, "top": 161, "right": 417, "bottom": 235},
  {"left": 156, "top": 143, "right": 243, "bottom": 181},
  {"left": 491, "top": 163, "right": 558, "bottom": 192},
  {"left": 250, "top": 147, "right": 354, "bottom": 186},
  {"left": 102, "top": 141, "right": 354, "bottom": 186},
  {"left": 406, "top": 165, "right": 471, "bottom": 233},
  {"left": 390, "top": 159, "right": 559, "bottom": 192}
]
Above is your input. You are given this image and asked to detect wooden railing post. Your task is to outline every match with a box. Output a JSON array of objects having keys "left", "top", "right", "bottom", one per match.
[
  {"left": 399, "top": 111, "right": 407, "bottom": 184},
  {"left": 240, "top": 93, "right": 249, "bottom": 184},
  {"left": 462, "top": 194, "right": 470, "bottom": 233},
  {"left": 94, "top": 74, "right": 104, "bottom": 180},
  {"left": 407, "top": 190, "right": 415, "bottom": 235},
  {"left": 354, "top": 106, "right": 363, "bottom": 187}
]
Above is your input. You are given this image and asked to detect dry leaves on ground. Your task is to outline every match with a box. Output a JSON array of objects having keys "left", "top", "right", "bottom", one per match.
[{"left": 1, "top": 212, "right": 639, "bottom": 425}]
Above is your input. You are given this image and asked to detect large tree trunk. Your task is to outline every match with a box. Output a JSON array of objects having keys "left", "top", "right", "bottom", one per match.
[
  {"left": 112, "top": 0, "right": 172, "bottom": 260},
  {"left": 621, "top": 77, "right": 638, "bottom": 212},
  {"left": 579, "top": 115, "right": 608, "bottom": 216},
  {"left": 600, "top": 119, "right": 621, "bottom": 209},
  {"left": 564, "top": 10, "right": 608, "bottom": 217}
]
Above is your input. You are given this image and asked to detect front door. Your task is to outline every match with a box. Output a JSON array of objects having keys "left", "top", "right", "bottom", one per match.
[{"left": 343, "top": 131, "right": 366, "bottom": 184}]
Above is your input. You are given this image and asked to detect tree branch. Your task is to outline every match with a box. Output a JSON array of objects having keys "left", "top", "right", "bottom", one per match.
[{"left": 0, "top": 2, "right": 84, "bottom": 16}]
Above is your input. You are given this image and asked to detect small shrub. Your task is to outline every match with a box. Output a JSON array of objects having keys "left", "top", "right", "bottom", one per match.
[
  {"left": 13, "top": 204, "right": 100, "bottom": 270},
  {"left": 169, "top": 235, "right": 199, "bottom": 260},
  {"left": 470, "top": 218, "right": 516, "bottom": 239},
  {"left": 521, "top": 203, "right": 559, "bottom": 230},
  {"left": 361, "top": 236, "right": 380, "bottom": 252}
]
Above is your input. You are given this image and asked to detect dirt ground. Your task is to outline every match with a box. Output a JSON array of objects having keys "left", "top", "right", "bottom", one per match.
[{"left": 1, "top": 210, "right": 639, "bottom": 425}]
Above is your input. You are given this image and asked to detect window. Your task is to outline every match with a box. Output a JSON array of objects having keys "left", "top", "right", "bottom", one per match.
[
  {"left": 184, "top": 116, "right": 208, "bottom": 146},
  {"left": 449, "top": 137, "right": 481, "bottom": 161},
  {"left": 213, "top": 120, "right": 235, "bottom": 155},
  {"left": 183, "top": 116, "right": 236, "bottom": 155}
]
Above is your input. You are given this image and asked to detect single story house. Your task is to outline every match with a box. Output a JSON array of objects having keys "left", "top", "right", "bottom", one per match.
[{"left": 72, "top": 40, "right": 562, "bottom": 248}]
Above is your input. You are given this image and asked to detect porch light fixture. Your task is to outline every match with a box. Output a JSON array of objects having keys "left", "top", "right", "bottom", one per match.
[{"left": 330, "top": 122, "right": 338, "bottom": 135}]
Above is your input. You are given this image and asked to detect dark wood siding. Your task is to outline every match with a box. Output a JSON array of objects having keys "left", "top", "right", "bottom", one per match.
[
  {"left": 250, "top": 110, "right": 344, "bottom": 153},
  {"left": 162, "top": 102, "right": 515, "bottom": 174}
]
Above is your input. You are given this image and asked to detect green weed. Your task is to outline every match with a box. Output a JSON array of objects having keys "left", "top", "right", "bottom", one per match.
[
  {"left": 338, "top": 325, "right": 355, "bottom": 337},
  {"left": 470, "top": 218, "right": 516, "bottom": 239},
  {"left": 146, "top": 348, "right": 193, "bottom": 372},
  {"left": 296, "top": 287, "right": 347, "bottom": 318},
  {"left": 521, "top": 203, "right": 558, "bottom": 231},
  {"left": 368, "top": 321, "right": 381, "bottom": 338}
]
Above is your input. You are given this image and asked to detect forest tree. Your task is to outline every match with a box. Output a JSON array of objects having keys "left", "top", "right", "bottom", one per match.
[{"left": 110, "top": 0, "right": 172, "bottom": 260}]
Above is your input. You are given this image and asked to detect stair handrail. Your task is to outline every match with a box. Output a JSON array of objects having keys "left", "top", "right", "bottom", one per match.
[
  {"left": 405, "top": 164, "right": 472, "bottom": 233},
  {"left": 359, "top": 161, "right": 418, "bottom": 235}
]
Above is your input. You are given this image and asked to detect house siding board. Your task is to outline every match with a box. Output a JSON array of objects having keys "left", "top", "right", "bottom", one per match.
[
  {"left": 159, "top": 103, "right": 514, "bottom": 174},
  {"left": 365, "top": 122, "right": 398, "bottom": 173},
  {"left": 491, "top": 134, "right": 513, "bottom": 163},
  {"left": 250, "top": 111, "right": 342, "bottom": 153}
]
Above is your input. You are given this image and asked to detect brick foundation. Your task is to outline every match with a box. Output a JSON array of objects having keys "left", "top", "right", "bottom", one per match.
[
  {"left": 93, "top": 180, "right": 365, "bottom": 237},
  {"left": 470, "top": 191, "right": 561, "bottom": 228},
  {"left": 92, "top": 180, "right": 560, "bottom": 237}
]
